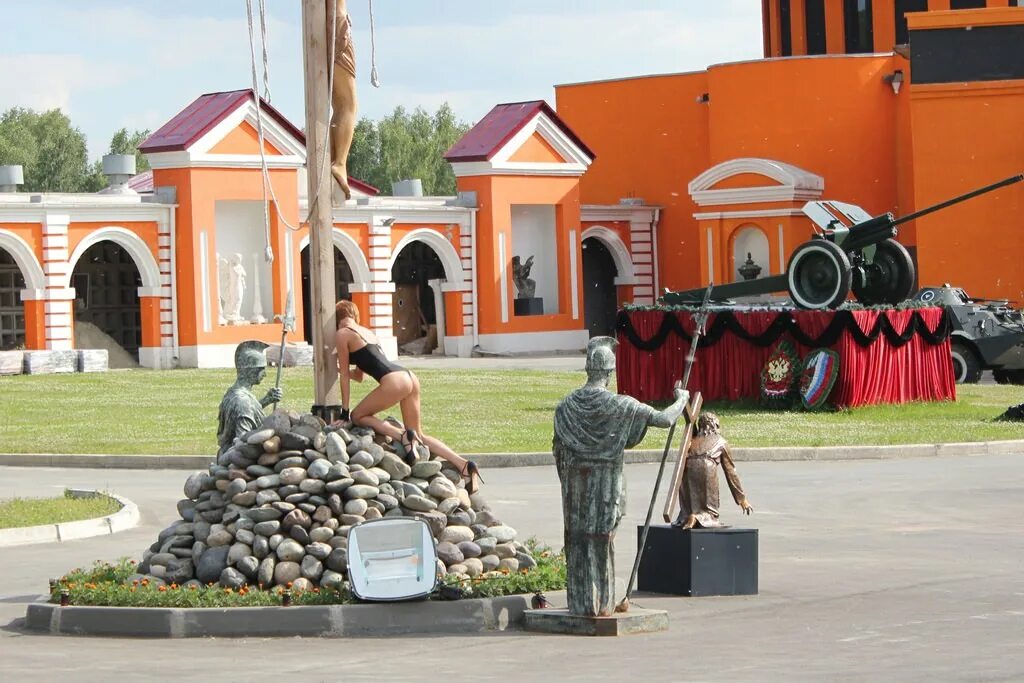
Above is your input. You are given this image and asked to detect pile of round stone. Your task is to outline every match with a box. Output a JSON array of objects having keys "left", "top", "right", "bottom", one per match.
[{"left": 135, "top": 410, "right": 536, "bottom": 593}]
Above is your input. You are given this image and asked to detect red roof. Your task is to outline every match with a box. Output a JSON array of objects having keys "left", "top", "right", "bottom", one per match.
[
  {"left": 444, "top": 100, "right": 595, "bottom": 163},
  {"left": 349, "top": 177, "right": 380, "bottom": 196},
  {"left": 139, "top": 89, "right": 306, "bottom": 153}
]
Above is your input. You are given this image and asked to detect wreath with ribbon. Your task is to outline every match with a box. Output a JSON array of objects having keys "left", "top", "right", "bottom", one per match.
[
  {"left": 760, "top": 338, "right": 801, "bottom": 406},
  {"left": 799, "top": 348, "right": 840, "bottom": 410}
]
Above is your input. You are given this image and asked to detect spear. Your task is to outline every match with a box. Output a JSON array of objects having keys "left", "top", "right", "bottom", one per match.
[
  {"left": 617, "top": 282, "right": 714, "bottom": 613},
  {"left": 272, "top": 289, "right": 295, "bottom": 410}
]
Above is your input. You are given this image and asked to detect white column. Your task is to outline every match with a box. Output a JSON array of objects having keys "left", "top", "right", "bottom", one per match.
[
  {"left": 629, "top": 214, "right": 656, "bottom": 304},
  {"left": 364, "top": 214, "right": 398, "bottom": 359},
  {"left": 42, "top": 213, "right": 73, "bottom": 350}
]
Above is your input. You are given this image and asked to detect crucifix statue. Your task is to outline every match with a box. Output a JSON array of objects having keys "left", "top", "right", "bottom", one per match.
[{"left": 330, "top": 0, "right": 357, "bottom": 200}]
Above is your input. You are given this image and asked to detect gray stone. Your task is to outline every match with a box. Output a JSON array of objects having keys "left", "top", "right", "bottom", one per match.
[
  {"left": 340, "top": 513, "right": 365, "bottom": 526},
  {"left": 274, "top": 456, "right": 307, "bottom": 473},
  {"left": 307, "top": 459, "right": 332, "bottom": 480},
  {"left": 196, "top": 546, "right": 231, "bottom": 584},
  {"left": 273, "top": 560, "right": 301, "bottom": 586},
  {"left": 234, "top": 529, "right": 255, "bottom": 545},
  {"left": 446, "top": 564, "right": 468, "bottom": 576},
  {"left": 291, "top": 577, "right": 315, "bottom": 593},
  {"left": 227, "top": 542, "right": 252, "bottom": 565},
  {"left": 276, "top": 538, "right": 305, "bottom": 563},
  {"left": 184, "top": 472, "right": 207, "bottom": 500},
  {"left": 23, "top": 349, "right": 76, "bottom": 374},
  {"left": 428, "top": 476, "right": 458, "bottom": 500},
  {"left": 309, "top": 527, "right": 334, "bottom": 543},
  {"left": 480, "top": 554, "right": 500, "bottom": 572},
  {"left": 440, "top": 525, "right": 474, "bottom": 545},
  {"left": 206, "top": 529, "right": 233, "bottom": 547},
  {"left": 176, "top": 499, "right": 197, "bottom": 521},
  {"left": 325, "top": 547, "right": 348, "bottom": 572},
  {"left": 516, "top": 552, "right": 538, "bottom": 570},
  {"left": 247, "top": 464, "right": 275, "bottom": 478},
  {"left": 257, "top": 556, "right": 276, "bottom": 587},
  {"left": 284, "top": 492, "right": 310, "bottom": 504},
  {"left": 234, "top": 517, "right": 255, "bottom": 532},
  {"left": 280, "top": 432, "right": 312, "bottom": 451},
  {"left": 219, "top": 566, "right": 247, "bottom": 589},
  {"left": 325, "top": 432, "right": 348, "bottom": 463},
  {"left": 379, "top": 452, "right": 412, "bottom": 481},
  {"left": 457, "top": 541, "right": 482, "bottom": 559},
  {"left": 342, "top": 498, "right": 367, "bottom": 516},
  {"left": 487, "top": 525, "right": 517, "bottom": 543},
  {"left": 254, "top": 520, "right": 280, "bottom": 537},
  {"left": 0, "top": 349, "right": 24, "bottom": 375},
  {"left": 462, "top": 557, "right": 484, "bottom": 577},
  {"left": 494, "top": 542, "right": 517, "bottom": 559},
  {"left": 376, "top": 493, "right": 399, "bottom": 511},
  {"left": 498, "top": 558, "right": 520, "bottom": 572},
  {"left": 437, "top": 497, "right": 461, "bottom": 515},
  {"left": 164, "top": 557, "right": 195, "bottom": 584},
  {"left": 447, "top": 511, "right": 473, "bottom": 527},
  {"left": 352, "top": 469, "right": 379, "bottom": 487},
  {"left": 252, "top": 535, "right": 270, "bottom": 559},
  {"left": 305, "top": 542, "right": 332, "bottom": 561},
  {"left": 246, "top": 428, "right": 276, "bottom": 445},
  {"left": 320, "top": 570, "right": 345, "bottom": 590},
  {"left": 279, "top": 467, "right": 308, "bottom": 486},
  {"left": 289, "top": 525, "right": 311, "bottom": 545},
  {"left": 268, "top": 533, "right": 284, "bottom": 551},
  {"left": 299, "top": 478, "right": 326, "bottom": 495},
  {"left": 325, "top": 478, "right": 355, "bottom": 494},
  {"left": 281, "top": 509, "right": 312, "bottom": 530},
  {"left": 76, "top": 348, "right": 108, "bottom": 372},
  {"left": 411, "top": 459, "right": 443, "bottom": 479},
  {"left": 304, "top": 448, "right": 325, "bottom": 463},
  {"left": 402, "top": 495, "right": 437, "bottom": 512},
  {"left": 364, "top": 507, "right": 382, "bottom": 521},
  {"left": 231, "top": 491, "right": 257, "bottom": 506},
  {"left": 255, "top": 489, "right": 281, "bottom": 506},
  {"left": 312, "top": 505, "right": 332, "bottom": 523},
  {"left": 244, "top": 507, "right": 282, "bottom": 523},
  {"left": 149, "top": 552, "right": 176, "bottom": 567},
  {"left": 366, "top": 498, "right": 385, "bottom": 513},
  {"left": 325, "top": 463, "right": 350, "bottom": 481},
  {"left": 236, "top": 555, "right": 259, "bottom": 579},
  {"left": 343, "top": 484, "right": 379, "bottom": 500},
  {"left": 436, "top": 541, "right": 464, "bottom": 566},
  {"left": 254, "top": 474, "right": 281, "bottom": 489},
  {"left": 349, "top": 450, "right": 374, "bottom": 468},
  {"left": 300, "top": 555, "right": 324, "bottom": 582},
  {"left": 297, "top": 502, "right": 316, "bottom": 514}
]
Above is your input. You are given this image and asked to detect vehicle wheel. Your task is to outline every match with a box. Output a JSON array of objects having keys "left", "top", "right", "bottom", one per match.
[
  {"left": 787, "top": 240, "right": 852, "bottom": 310},
  {"left": 950, "top": 341, "right": 982, "bottom": 384},
  {"left": 852, "top": 238, "right": 916, "bottom": 306},
  {"left": 996, "top": 369, "right": 1024, "bottom": 385}
]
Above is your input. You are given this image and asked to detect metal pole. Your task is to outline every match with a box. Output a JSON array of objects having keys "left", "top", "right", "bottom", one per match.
[{"left": 301, "top": 0, "right": 341, "bottom": 421}]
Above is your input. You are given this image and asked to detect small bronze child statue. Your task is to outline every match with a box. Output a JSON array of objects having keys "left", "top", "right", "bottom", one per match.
[{"left": 673, "top": 412, "right": 753, "bottom": 529}]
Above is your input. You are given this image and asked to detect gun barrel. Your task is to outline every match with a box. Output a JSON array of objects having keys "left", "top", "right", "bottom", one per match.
[
  {"left": 841, "top": 214, "right": 897, "bottom": 252},
  {"left": 893, "top": 173, "right": 1024, "bottom": 228}
]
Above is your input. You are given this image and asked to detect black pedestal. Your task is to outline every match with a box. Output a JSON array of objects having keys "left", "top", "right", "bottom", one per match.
[
  {"left": 514, "top": 297, "right": 543, "bottom": 316},
  {"left": 636, "top": 525, "right": 758, "bottom": 597}
]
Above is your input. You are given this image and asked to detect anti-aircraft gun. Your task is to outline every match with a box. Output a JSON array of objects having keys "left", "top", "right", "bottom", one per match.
[{"left": 662, "top": 174, "right": 1024, "bottom": 310}]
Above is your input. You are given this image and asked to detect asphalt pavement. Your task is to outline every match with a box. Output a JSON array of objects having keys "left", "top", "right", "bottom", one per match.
[{"left": 1, "top": 453, "right": 1023, "bottom": 682}]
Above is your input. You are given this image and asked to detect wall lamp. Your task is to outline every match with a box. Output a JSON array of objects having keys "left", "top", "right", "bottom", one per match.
[
  {"left": 695, "top": 93, "right": 710, "bottom": 104},
  {"left": 883, "top": 69, "right": 904, "bottom": 95}
]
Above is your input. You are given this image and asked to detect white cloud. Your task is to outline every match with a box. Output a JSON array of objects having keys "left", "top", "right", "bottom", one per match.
[{"left": 0, "top": 53, "right": 136, "bottom": 116}]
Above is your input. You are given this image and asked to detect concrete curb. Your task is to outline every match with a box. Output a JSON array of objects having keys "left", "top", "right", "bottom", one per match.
[
  {"left": 23, "top": 590, "right": 566, "bottom": 638},
  {"left": 0, "top": 439, "right": 1022, "bottom": 470},
  {"left": 0, "top": 489, "right": 139, "bottom": 548}
]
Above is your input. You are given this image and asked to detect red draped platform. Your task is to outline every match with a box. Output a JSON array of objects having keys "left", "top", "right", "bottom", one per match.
[{"left": 616, "top": 307, "right": 955, "bottom": 408}]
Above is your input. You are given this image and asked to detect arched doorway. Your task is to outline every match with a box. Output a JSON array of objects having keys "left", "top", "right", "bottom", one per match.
[
  {"left": 0, "top": 249, "right": 26, "bottom": 349},
  {"left": 391, "top": 241, "right": 445, "bottom": 353},
  {"left": 582, "top": 237, "right": 619, "bottom": 338},
  {"left": 300, "top": 246, "right": 355, "bottom": 343},
  {"left": 70, "top": 240, "right": 143, "bottom": 363}
]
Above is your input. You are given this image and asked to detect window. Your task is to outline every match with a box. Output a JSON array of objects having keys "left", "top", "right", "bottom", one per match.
[
  {"left": 950, "top": 0, "right": 986, "bottom": 8},
  {"left": 844, "top": 0, "right": 874, "bottom": 54},
  {"left": 805, "top": 0, "right": 827, "bottom": 55},
  {"left": 780, "top": 0, "right": 792, "bottom": 56},
  {"left": 894, "top": 0, "right": 928, "bottom": 46}
]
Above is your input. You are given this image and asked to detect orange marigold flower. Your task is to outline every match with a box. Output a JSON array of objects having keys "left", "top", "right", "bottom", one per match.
[
  {"left": 132, "top": 580, "right": 139, "bottom": 586},
  {"left": 130, "top": 560, "right": 137, "bottom": 565},
  {"left": 158, "top": 585, "right": 167, "bottom": 592},
  {"left": 189, "top": 584, "right": 197, "bottom": 591},
  {"left": 286, "top": 582, "right": 293, "bottom": 589},
  {"left": 141, "top": 579, "right": 149, "bottom": 586}
]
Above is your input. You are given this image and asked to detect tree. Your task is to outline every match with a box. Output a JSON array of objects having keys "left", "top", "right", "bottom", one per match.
[
  {"left": 83, "top": 127, "right": 152, "bottom": 192},
  {"left": 0, "top": 108, "right": 92, "bottom": 192},
  {"left": 347, "top": 103, "right": 470, "bottom": 196}
]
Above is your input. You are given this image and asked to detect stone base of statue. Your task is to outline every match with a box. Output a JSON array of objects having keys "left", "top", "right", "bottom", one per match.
[
  {"left": 637, "top": 525, "right": 758, "bottom": 597},
  {"left": 522, "top": 608, "right": 668, "bottom": 636},
  {"left": 514, "top": 297, "right": 543, "bottom": 316}
]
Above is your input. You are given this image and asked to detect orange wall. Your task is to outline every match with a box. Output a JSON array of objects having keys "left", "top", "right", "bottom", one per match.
[
  {"left": 557, "top": 72, "right": 709, "bottom": 292},
  {"left": 909, "top": 80, "right": 1024, "bottom": 301},
  {"left": 456, "top": 174, "right": 584, "bottom": 335}
]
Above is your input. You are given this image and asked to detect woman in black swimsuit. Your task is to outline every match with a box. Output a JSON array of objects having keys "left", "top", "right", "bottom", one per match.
[{"left": 334, "top": 300, "right": 483, "bottom": 493}]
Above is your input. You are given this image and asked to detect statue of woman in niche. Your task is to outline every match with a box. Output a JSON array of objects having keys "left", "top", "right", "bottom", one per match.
[
  {"left": 512, "top": 255, "right": 536, "bottom": 299},
  {"left": 225, "top": 253, "right": 246, "bottom": 324}
]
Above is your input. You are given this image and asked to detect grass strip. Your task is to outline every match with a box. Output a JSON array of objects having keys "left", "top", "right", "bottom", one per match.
[{"left": 0, "top": 490, "right": 121, "bottom": 529}]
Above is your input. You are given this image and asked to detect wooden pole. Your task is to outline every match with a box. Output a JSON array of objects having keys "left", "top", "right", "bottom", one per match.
[{"left": 301, "top": 0, "right": 341, "bottom": 420}]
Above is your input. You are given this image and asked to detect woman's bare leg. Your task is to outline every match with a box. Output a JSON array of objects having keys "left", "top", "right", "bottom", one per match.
[
  {"left": 351, "top": 374, "right": 412, "bottom": 439},
  {"left": 398, "top": 372, "right": 473, "bottom": 478}
]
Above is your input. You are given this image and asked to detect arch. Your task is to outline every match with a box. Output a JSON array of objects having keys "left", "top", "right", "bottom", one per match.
[
  {"left": 64, "top": 227, "right": 161, "bottom": 290},
  {"left": 0, "top": 230, "right": 46, "bottom": 292},
  {"left": 388, "top": 228, "right": 465, "bottom": 285},
  {"left": 689, "top": 157, "right": 824, "bottom": 207},
  {"left": 581, "top": 226, "right": 637, "bottom": 285},
  {"left": 299, "top": 228, "right": 372, "bottom": 284},
  {"left": 730, "top": 225, "right": 771, "bottom": 282}
]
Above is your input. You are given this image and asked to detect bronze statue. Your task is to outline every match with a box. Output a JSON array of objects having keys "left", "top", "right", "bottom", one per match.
[
  {"left": 216, "top": 341, "right": 284, "bottom": 453},
  {"left": 553, "top": 336, "right": 687, "bottom": 617},
  {"left": 672, "top": 412, "right": 753, "bottom": 529},
  {"left": 512, "top": 255, "right": 536, "bottom": 299},
  {"left": 330, "top": 0, "right": 357, "bottom": 200}
]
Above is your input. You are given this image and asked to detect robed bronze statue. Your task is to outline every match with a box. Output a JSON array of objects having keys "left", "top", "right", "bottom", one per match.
[
  {"left": 216, "top": 340, "right": 284, "bottom": 454},
  {"left": 672, "top": 412, "right": 753, "bottom": 529},
  {"left": 330, "top": 0, "right": 357, "bottom": 200},
  {"left": 553, "top": 336, "right": 687, "bottom": 617}
]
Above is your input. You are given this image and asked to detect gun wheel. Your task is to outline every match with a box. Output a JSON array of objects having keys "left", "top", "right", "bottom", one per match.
[
  {"left": 786, "top": 240, "right": 852, "bottom": 310},
  {"left": 852, "top": 238, "right": 916, "bottom": 306}
]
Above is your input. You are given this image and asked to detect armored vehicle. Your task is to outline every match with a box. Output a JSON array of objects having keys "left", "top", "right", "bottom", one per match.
[{"left": 915, "top": 285, "right": 1024, "bottom": 384}]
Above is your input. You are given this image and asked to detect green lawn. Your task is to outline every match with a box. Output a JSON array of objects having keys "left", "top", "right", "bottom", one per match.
[
  {"left": 1, "top": 367, "right": 1023, "bottom": 454},
  {"left": 0, "top": 490, "right": 121, "bottom": 529}
]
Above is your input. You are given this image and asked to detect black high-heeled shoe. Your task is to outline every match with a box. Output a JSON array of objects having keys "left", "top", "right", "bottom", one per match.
[
  {"left": 400, "top": 429, "right": 422, "bottom": 466},
  {"left": 462, "top": 460, "right": 485, "bottom": 495}
]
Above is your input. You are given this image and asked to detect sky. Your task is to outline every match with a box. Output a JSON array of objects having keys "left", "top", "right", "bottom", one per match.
[{"left": 0, "top": 0, "right": 764, "bottom": 161}]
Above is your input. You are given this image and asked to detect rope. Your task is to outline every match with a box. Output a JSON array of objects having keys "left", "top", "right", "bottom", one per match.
[
  {"left": 259, "top": 0, "right": 271, "bottom": 101},
  {"left": 369, "top": 0, "right": 380, "bottom": 87},
  {"left": 245, "top": 0, "right": 274, "bottom": 261}
]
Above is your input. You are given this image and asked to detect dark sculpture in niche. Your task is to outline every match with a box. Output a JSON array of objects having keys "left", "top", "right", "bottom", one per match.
[
  {"left": 511, "top": 255, "right": 536, "bottom": 299},
  {"left": 552, "top": 336, "right": 687, "bottom": 617},
  {"left": 672, "top": 412, "right": 753, "bottom": 529},
  {"left": 216, "top": 340, "right": 284, "bottom": 454}
]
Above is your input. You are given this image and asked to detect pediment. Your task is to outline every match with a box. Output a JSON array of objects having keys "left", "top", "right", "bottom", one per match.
[{"left": 689, "top": 158, "right": 824, "bottom": 206}]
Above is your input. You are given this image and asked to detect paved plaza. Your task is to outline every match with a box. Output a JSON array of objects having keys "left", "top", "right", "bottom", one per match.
[{"left": 1, "top": 453, "right": 1022, "bottom": 682}]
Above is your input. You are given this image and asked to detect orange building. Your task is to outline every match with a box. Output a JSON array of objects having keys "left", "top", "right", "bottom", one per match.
[{"left": 1, "top": 2, "right": 1022, "bottom": 368}]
